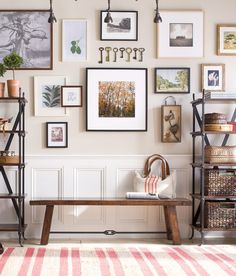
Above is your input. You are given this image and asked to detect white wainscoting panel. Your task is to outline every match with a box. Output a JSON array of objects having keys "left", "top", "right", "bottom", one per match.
[{"left": 0, "top": 155, "right": 192, "bottom": 239}]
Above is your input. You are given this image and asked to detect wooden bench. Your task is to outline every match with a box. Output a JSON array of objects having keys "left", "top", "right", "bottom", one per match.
[{"left": 29, "top": 198, "right": 191, "bottom": 245}]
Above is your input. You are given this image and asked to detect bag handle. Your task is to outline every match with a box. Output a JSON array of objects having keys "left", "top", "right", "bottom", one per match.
[{"left": 143, "top": 154, "right": 170, "bottom": 180}]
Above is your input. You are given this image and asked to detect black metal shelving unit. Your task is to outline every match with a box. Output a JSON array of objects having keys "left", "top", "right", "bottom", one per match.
[
  {"left": 190, "top": 93, "right": 236, "bottom": 244},
  {"left": 0, "top": 93, "right": 26, "bottom": 246}
]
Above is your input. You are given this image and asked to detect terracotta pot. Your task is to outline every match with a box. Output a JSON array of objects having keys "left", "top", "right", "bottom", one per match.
[
  {"left": 7, "top": 80, "right": 20, "bottom": 97},
  {"left": 0, "top": 82, "right": 5, "bottom": 97}
]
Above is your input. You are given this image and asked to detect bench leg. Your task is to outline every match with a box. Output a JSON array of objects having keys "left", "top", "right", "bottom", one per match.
[
  {"left": 163, "top": 206, "right": 172, "bottom": 240},
  {"left": 165, "top": 206, "right": 181, "bottom": 245},
  {"left": 40, "top": 205, "right": 54, "bottom": 245}
]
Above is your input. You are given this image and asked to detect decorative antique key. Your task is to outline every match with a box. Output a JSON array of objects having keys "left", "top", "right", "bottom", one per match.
[
  {"left": 113, "top": 47, "right": 118, "bottom": 62},
  {"left": 138, "top": 48, "right": 145, "bottom": 62},
  {"left": 133, "top": 48, "right": 138, "bottom": 60},
  {"left": 119, "top": 47, "right": 125, "bottom": 58},
  {"left": 98, "top": 47, "right": 104, "bottom": 63},
  {"left": 126, "top": 47, "right": 132, "bottom": 62},
  {"left": 105, "top": 47, "right": 112, "bottom": 62}
]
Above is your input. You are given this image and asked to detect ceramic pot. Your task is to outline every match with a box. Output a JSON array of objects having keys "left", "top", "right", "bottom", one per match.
[
  {"left": 0, "top": 82, "right": 5, "bottom": 97},
  {"left": 7, "top": 80, "right": 20, "bottom": 97}
]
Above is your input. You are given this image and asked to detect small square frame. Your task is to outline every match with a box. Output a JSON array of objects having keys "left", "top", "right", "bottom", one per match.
[
  {"left": 61, "top": 86, "right": 83, "bottom": 107},
  {"left": 155, "top": 67, "right": 190, "bottom": 93},
  {"left": 217, "top": 24, "right": 236, "bottom": 55},
  {"left": 100, "top": 10, "right": 138, "bottom": 41},
  {"left": 46, "top": 122, "right": 68, "bottom": 148},
  {"left": 201, "top": 64, "right": 225, "bottom": 92},
  {"left": 161, "top": 105, "right": 181, "bottom": 143}
]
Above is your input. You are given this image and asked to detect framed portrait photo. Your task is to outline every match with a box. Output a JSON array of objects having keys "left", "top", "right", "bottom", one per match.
[
  {"left": 61, "top": 85, "right": 82, "bottom": 107},
  {"left": 217, "top": 24, "right": 236, "bottom": 55},
  {"left": 62, "top": 19, "right": 87, "bottom": 61},
  {"left": 161, "top": 104, "right": 181, "bottom": 143},
  {"left": 0, "top": 10, "right": 52, "bottom": 69},
  {"left": 86, "top": 68, "right": 147, "bottom": 131},
  {"left": 100, "top": 11, "right": 138, "bottom": 41},
  {"left": 34, "top": 76, "right": 68, "bottom": 116},
  {"left": 201, "top": 64, "right": 225, "bottom": 92},
  {"left": 157, "top": 10, "right": 204, "bottom": 58},
  {"left": 155, "top": 67, "right": 190, "bottom": 93},
  {"left": 46, "top": 122, "right": 68, "bottom": 148}
]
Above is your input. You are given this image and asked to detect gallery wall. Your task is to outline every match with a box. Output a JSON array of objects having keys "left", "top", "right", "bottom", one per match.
[{"left": 1, "top": 0, "right": 236, "bottom": 155}]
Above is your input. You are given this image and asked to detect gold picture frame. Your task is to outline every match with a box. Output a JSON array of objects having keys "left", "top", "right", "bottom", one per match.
[
  {"left": 201, "top": 64, "right": 225, "bottom": 92},
  {"left": 217, "top": 24, "right": 236, "bottom": 55}
]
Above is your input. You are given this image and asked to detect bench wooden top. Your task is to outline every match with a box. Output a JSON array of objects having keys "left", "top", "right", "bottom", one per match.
[{"left": 30, "top": 198, "right": 191, "bottom": 206}]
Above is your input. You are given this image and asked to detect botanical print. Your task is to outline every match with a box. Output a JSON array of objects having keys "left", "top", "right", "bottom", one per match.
[
  {"left": 62, "top": 20, "right": 87, "bottom": 61},
  {"left": 51, "top": 127, "right": 63, "bottom": 142},
  {"left": 169, "top": 23, "right": 193, "bottom": 47},
  {"left": 207, "top": 70, "right": 219, "bottom": 87},
  {"left": 156, "top": 69, "right": 189, "bottom": 93},
  {"left": 99, "top": 81, "right": 135, "bottom": 117},
  {"left": 223, "top": 31, "right": 236, "bottom": 50},
  {"left": 42, "top": 85, "right": 61, "bottom": 107},
  {"left": 0, "top": 11, "right": 51, "bottom": 68},
  {"left": 107, "top": 17, "right": 131, "bottom": 33},
  {"left": 162, "top": 106, "right": 181, "bottom": 143}
]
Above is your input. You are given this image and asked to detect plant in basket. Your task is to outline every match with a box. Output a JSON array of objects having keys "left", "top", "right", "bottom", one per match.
[{"left": 3, "top": 51, "right": 24, "bottom": 97}]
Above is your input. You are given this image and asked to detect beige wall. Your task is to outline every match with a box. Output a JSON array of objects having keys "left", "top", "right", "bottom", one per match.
[{"left": 1, "top": 0, "right": 236, "bottom": 155}]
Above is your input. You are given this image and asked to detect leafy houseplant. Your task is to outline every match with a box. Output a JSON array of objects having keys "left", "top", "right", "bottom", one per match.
[
  {"left": 0, "top": 63, "right": 7, "bottom": 97},
  {"left": 3, "top": 51, "right": 24, "bottom": 97}
]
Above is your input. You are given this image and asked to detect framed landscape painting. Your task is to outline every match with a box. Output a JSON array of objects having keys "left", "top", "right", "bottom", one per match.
[
  {"left": 217, "top": 24, "right": 236, "bottom": 55},
  {"left": 34, "top": 76, "right": 68, "bottom": 116},
  {"left": 100, "top": 11, "right": 138, "bottom": 41},
  {"left": 62, "top": 19, "right": 87, "bottom": 61},
  {"left": 155, "top": 67, "right": 190, "bottom": 93},
  {"left": 86, "top": 68, "right": 147, "bottom": 131},
  {"left": 0, "top": 10, "right": 52, "bottom": 69},
  {"left": 201, "top": 64, "right": 225, "bottom": 92},
  {"left": 157, "top": 10, "right": 204, "bottom": 58}
]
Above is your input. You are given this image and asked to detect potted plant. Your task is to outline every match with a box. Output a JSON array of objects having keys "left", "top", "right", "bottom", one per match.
[
  {"left": 0, "top": 63, "right": 6, "bottom": 97},
  {"left": 3, "top": 51, "right": 24, "bottom": 97}
]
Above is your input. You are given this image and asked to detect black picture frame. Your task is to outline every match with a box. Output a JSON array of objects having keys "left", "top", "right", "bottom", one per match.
[
  {"left": 0, "top": 10, "right": 53, "bottom": 70},
  {"left": 86, "top": 67, "right": 147, "bottom": 131},
  {"left": 100, "top": 10, "right": 138, "bottom": 41},
  {"left": 46, "top": 122, "right": 68, "bottom": 148},
  {"left": 155, "top": 67, "right": 190, "bottom": 94}
]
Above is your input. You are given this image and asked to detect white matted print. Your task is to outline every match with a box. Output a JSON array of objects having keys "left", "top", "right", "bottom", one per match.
[
  {"left": 34, "top": 76, "right": 68, "bottom": 116},
  {"left": 202, "top": 64, "right": 225, "bottom": 92},
  {"left": 157, "top": 10, "right": 204, "bottom": 58},
  {"left": 62, "top": 19, "right": 87, "bottom": 61},
  {"left": 61, "top": 86, "right": 82, "bottom": 107},
  {"left": 86, "top": 68, "right": 147, "bottom": 131}
]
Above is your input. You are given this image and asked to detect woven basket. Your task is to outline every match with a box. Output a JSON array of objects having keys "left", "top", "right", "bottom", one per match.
[
  {"left": 205, "top": 201, "right": 236, "bottom": 228},
  {"left": 204, "top": 169, "right": 236, "bottom": 196},
  {"left": 0, "top": 156, "right": 19, "bottom": 164}
]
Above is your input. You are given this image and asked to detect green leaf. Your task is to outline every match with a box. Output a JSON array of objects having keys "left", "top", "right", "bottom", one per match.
[
  {"left": 71, "top": 41, "right": 76, "bottom": 46},
  {"left": 71, "top": 46, "right": 76, "bottom": 54},
  {"left": 76, "top": 47, "right": 81, "bottom": 54}
]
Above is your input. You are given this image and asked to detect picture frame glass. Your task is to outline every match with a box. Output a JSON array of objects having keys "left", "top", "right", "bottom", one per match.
[
  {"left": 100, "top": 11, "right": 138, "bottom": 41},
  {"left": 202, "top": 64, "right": 225, "bottom": 91},
  {"left": 34, "top": 76, "right": 68, "bottom": 116},
  {"left": 62, "top": 19, "right": 87, "bottom": 61},
  {"left": 47, "top": 122, "right": 68, "bottom": 148},
  {"left": 0, "top": 10, "right": 52, "bottom": 69},
  {"left": 162, "top": 105, "right": 181, "bottom": 143},
  {"left": 155, "top": 68, "right": 190, "bottom": 93},
  {"left": 86, "top": 68, "right": 147, "bottom": 131},
  {"left": 61, "top": 86, "right": 82, "bottom": 107},
  {"left": 218, "top": 25, "right": 236, "bottom": 55},
  {"left": 157, "top": 10, "right": 204, "bottom": 57}
]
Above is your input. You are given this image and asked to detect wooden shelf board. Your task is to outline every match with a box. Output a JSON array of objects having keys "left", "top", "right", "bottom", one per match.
[
  {"left": 0, "top": 224, "right": 27, "bottom": 232},
  {"left": 0, "top": 97, "right": 26, "bottom": 103},
  {"left": 191, "top": 98, "right": 236, "bottom": 105},
  {"left": 191, "top": 224, "right": 236, "bottom": 232},
  {"left": 191, "top": 163, "right": 236, "bottom": 168},
  {"left": 190, "top": 194, "right": 236, "bottom": 200},
  {"left": 0, "top": 193, "right": 26, "bottom": 199},
  {"left": 0, "top": 163, "right": 25, "bottom": 166}
]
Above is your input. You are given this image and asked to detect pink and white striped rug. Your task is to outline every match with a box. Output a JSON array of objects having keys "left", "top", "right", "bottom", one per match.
[{"left": 0, "top": 244, "right": 235, "bottom": 275}]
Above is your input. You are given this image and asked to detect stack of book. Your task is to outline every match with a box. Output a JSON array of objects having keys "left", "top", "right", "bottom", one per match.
[{"left": 204, "top": 91, "right": 236, "bottom": 99}]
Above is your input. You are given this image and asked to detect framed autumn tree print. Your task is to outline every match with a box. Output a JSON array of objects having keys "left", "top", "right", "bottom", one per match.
[{"left": 86, "top": 68, "right": 147, "bottom": 131}]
